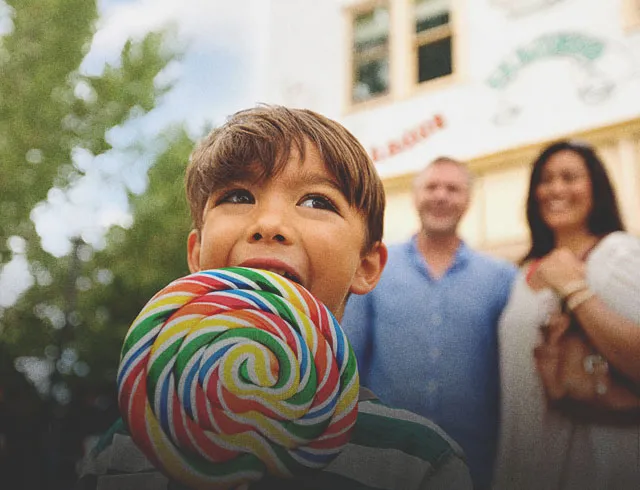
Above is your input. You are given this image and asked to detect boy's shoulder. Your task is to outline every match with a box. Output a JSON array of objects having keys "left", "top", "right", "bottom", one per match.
[
  {"left": 333, "top": 388, "right": 470, "bottom": 489},
  {"left": 77, "top": 389, "right": 471, "bottom": 490},
  {"left": 354, "top": 388, "right": 464, "bottom": 458},
  {"left": 76, "top": 418, "right": 174, "bottom": 490}
]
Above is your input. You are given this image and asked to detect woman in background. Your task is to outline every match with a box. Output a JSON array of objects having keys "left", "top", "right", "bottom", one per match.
[{"left": 494, "top": 140, "right": 640, "bottom": 490}]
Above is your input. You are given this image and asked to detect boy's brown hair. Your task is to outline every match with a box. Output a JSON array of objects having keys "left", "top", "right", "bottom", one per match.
[{"left": 185, "top": 104, "right": 385, "bottom": 250}]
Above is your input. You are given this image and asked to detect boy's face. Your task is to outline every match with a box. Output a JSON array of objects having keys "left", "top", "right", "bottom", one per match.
[{"left": 187, "top": 140, "right": 387, "bottom": 320}]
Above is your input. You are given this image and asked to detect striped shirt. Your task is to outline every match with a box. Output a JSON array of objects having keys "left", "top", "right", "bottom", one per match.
[{"left": 76, "top": 389, "right": 472, "bottom": 490}]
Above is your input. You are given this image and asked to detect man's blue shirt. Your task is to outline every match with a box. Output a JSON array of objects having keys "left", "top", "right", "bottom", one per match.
[{"left": 342, "top": 237, "right": 516, "bottom": 490}]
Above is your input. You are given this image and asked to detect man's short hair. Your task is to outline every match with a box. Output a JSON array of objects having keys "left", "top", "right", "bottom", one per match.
[
  {"left": 185, "top": 104, "right": 385, "bottom": 250},
  {"left": 414, "top": 156, "right": 474, "bottom": 188}
]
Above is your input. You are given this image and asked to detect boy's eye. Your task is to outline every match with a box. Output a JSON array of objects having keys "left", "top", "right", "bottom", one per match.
[
  {"left": 217, "top": 189, "right": 255, "bottom": 205},
  {"left": 299, "top": 195, "right": 338, "bottom": 212}
]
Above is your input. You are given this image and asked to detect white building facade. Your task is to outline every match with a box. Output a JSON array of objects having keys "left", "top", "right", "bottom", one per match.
[{"left": 264, "top": 0, "right": 640, "bottom": 259}]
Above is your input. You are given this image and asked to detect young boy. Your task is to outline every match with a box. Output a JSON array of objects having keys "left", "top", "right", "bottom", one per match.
[{"left": 77, "top": 105, "right": 472, "bottom": 490}]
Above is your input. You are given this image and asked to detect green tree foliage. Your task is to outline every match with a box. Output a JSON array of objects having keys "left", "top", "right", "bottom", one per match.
[
  {"left": 0, "top": 2, "right": 189, "bottom": 486},
  {"left": 73, "top": 128, "right": 195, "bottom": 386},
  {"left": 0, "top": 0, "right": 180, "bottom": 370},
  {"left": 1, "top": 127, "right": 195, "bottom": 432},
  {"left": 0, "top": 0, "right": 175, "bottom": 263},
  {"left": 0, "top": 0, "right": 97, "bottom": 256}
]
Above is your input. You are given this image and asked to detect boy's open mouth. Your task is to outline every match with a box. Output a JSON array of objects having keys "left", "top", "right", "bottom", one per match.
[{"left": 237, "top": 259, "right": 304, "bottom": 287}]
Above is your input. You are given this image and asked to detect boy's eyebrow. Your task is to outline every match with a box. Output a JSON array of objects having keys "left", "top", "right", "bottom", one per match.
[
  {"left": 209, "top": 167, "right": 344, "bottom": 196},
  {"left": 293, "top": 171, "right": 342, "bottom": 192}
]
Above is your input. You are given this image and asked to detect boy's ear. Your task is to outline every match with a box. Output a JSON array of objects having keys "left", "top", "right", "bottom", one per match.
[
  {"left": 349, "top": 241, "right": 388, "bottom": 295},
  {"left": 187, "top": 230, "right": 201, "bottom": 273}
]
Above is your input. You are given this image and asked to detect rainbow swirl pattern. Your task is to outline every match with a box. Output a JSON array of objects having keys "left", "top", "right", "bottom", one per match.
[{"left": 117, "top": 267, "right": 359, "bottom": 489}]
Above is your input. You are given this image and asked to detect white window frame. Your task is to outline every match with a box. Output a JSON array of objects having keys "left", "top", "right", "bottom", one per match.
[
  {"left": 411, "top": 0, "right": 454, "bottom": 88},
  {"left": 345, "top": 0, "right": 393, "bottom": 110},
  {"left": 345, "top": 0, "right": 459, "bottom": 113}
]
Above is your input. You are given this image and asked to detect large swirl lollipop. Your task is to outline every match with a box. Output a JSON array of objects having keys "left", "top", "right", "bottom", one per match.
[{"left": 117, "top": 267, "right": 359, "bottom": 489}]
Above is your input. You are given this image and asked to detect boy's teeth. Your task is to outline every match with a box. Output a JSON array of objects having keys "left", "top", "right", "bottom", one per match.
[{"left": 258, "top": 267, "right": 300, "bottom": 284}]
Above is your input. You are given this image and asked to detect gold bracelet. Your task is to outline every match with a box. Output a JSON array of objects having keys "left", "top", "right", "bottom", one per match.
[
  {"left": 558, "top": 279, "right": 588, "bottom": 299},
  {"left": 566, "top": 288, "right": 595, "bottom": 311}
]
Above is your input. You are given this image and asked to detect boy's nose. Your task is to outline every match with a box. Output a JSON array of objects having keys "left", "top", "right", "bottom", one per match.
[
  {"left": 252, "top": 232, "right": 286, "bottom": 243},
  {"left": 247, "top": 202, "right": 292, "bottom": 244}
]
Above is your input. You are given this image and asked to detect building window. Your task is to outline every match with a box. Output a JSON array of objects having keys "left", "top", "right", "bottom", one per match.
[
  {"left": 352, "top": 4, "right": 391, "bottom": 103},
  {"left": 414, "top": 0, "right": 452, "bottom": 83},
  {"left": 347, "top": 0, "right": 455, "bottom": 110}
]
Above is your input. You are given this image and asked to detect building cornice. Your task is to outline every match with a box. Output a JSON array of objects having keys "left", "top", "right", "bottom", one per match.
[{"left": 382, "top": 116, "right": 640, "bottom": 193}]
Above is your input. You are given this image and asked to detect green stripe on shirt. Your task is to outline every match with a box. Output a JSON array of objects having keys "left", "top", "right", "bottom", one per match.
[{"left": 352, "top": 409, "right": 453, "bottom": 464}]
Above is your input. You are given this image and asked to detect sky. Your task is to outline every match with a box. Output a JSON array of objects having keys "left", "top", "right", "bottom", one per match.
[{"left": 0, "top": 0, "right": 270, "bottom": 306}]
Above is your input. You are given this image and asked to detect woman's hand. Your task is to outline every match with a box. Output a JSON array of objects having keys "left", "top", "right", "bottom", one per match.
[{"left": 530, "top": 248, "right": 586, "bottom": 295}]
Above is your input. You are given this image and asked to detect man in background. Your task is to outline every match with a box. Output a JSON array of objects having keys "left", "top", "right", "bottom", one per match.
[{"left": 342, "top": 157, "right": 517, "bottom": 490}]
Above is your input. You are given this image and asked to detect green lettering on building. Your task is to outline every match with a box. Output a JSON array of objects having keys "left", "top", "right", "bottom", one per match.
[{"left": 487, "top": 32, "right": 605, "bottom": 90}]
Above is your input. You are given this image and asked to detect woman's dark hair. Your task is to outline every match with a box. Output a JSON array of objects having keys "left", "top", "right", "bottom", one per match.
[{"left": 521, "top": 140, "right": 625, "bottom": 264}]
